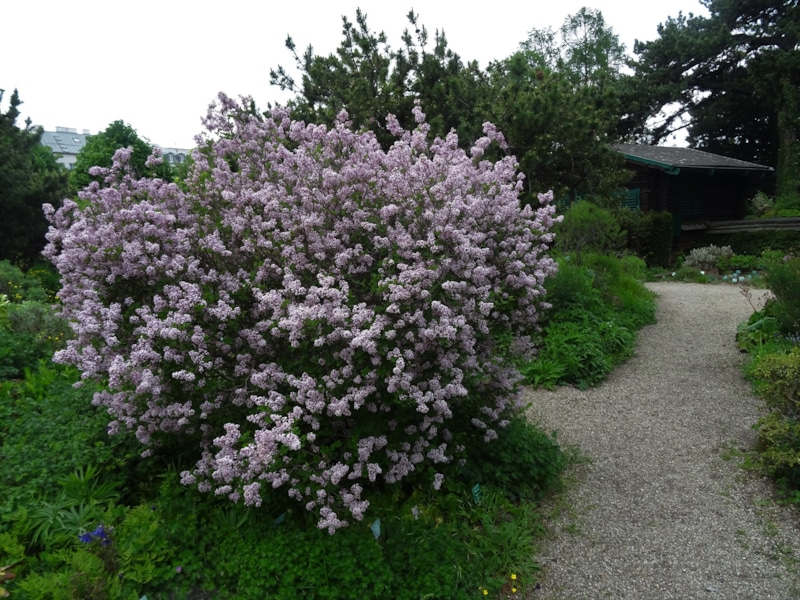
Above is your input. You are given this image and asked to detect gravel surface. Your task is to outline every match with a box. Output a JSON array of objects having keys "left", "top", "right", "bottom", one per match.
[{"left": 524, "top": 282, "right": 800, "bottom": 600}]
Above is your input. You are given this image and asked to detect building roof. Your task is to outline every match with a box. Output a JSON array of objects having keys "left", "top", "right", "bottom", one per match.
[
  {"left": 614, "top": 143, "right": 773, "bottom": 175},
  {"left": 40, "top": 127, "right": 91, "bottom": 156}
]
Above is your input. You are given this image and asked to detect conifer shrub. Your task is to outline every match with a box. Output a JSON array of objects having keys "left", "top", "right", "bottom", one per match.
[
  {"left": 553, "top": 201, "right": 625, "bottom": 258},
  {"left": 43, "top": 94, "right": 559, "bottom": 532}
]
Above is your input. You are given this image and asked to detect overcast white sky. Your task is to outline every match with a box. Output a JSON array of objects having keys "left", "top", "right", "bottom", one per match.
[{"left": 3, "top": 0, "right": 707, "bottom": 149}]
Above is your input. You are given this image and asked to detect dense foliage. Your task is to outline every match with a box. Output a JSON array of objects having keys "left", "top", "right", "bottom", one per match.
[
  {"left": 271, "top": 9, "right": 631, "bottom": 205},
  {"left": 487, "top": 8, "right": 630, "bottom": 203},
  {"left": 740, "top": 254, "right": 800, "bottom": 500},
  {"left": 70, "top": 120, "right": 174, "bottom": 190},
  {"left": 0, "top": 90, "right": 69, "bottom": 267},
  {"left": 687, "top": 230, "right": 800, "bottom": 258},
  {"left": 0, "top": 263, "right": 565, "bottom": 599},
  {"left": 45, "top": 94, "right": 559, "bottom": 532},
  {"left": 0, "top": 260, "right": 68, "bottom": 378},
  {"left": 520, "top": 252, "right": 657, "bottom": 389},
  {"left": 631, "top": 0, "right": 800, "bottom": 205}
]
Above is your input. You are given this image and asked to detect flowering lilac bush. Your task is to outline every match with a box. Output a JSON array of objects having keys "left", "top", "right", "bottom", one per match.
[{"left": 44, "top": 93, "right": 559, "bottom": 532}]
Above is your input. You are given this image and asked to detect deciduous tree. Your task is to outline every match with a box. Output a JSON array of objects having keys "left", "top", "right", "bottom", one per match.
[
  {"left": 70, "top": 120, "right": 174, "bottom": 190},
  {"left": 486, "top": 8, "right": 629, "bottom": 203}
]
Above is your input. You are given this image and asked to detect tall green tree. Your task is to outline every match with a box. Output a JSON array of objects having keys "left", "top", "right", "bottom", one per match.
[
  {"left": 631, "top": 0, "right": 800, "bottom": 204},
  {"left": 0, "top": 89, "right": 69, "bottom": 266},
  {"left": 487, "top": 8, "right": 629, "bottom": 203},
  {"left": 269, "top": 9, "right": 487, "bottom": 149},
  {"left": 270, "top": 8, "right": 630, "bottom": 204},
  {"left": 70, "top": 120, "right": 174, "bottom": 190},
  {"left": 522, "top": 7, "right": 627, "bottom": 88}
]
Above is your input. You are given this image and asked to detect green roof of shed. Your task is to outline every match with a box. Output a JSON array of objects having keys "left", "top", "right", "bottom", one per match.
[{"left": 614, "top": 144, "right": 773, "bottom": 175}]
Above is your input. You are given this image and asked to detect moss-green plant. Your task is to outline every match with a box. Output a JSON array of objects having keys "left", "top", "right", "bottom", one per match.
[
  {"left": 718, "top": 254, "right": 760, "bottom": 272},
  {"left": 746, "top": 347, "right": 800, "bottom": 496},
  {"left": 0, "top": 296, "right": 71, "bottom": 380},
  {"left": 0, "top": 261, "right": 49, "bottom": 303},
  {"left": 613, "top": 209, "right": 673, "bottom": 268},
  {"left": 0, "top": 362, "right": 136, "bottom": 520},
  {"left": 463, "top": 418, "right": 565, "bottom": 503},
  {"left": 762, "top": 256, "right": 800, "bottom": 336},
  {"left": 694, "top": 231, "right": 800, "bottom": 257},
  {"left": 17, "top": 504, "right": 173, "bottom": 600},
  {"left": 672, "top": 266, "right": 709, "bottom": 283},
  {"left": 524, "top": 253, "right": 655, "bottom": 389},
  {"left": 553, "top": 201, "right": 626, "bottom": 260},
  {"left": 751, "top": 348, "right": 800, "bottom": 419}
]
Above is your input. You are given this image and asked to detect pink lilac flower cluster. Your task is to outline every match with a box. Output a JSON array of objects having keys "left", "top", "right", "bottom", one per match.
[{"left": 44, "top": 93, "right": 559, "bottom": 533}]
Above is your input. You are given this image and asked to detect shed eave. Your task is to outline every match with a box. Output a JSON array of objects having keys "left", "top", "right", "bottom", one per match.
[{"left": 621, "top": 154, "right": 681, "bottom": 175}]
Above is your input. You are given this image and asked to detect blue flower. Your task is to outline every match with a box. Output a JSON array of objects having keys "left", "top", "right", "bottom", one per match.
[{"left": 78, "top": 532, "right": 93, "bottom": 543}]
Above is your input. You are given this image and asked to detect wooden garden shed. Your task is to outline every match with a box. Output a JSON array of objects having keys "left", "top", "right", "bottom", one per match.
[{"left": 614, "top": 144, "right": 774, "bottom": 238}]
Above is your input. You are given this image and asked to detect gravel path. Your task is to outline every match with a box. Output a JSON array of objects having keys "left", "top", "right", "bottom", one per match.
[{"left": 524, "top": 282, "right": 800, "bottom": 599}]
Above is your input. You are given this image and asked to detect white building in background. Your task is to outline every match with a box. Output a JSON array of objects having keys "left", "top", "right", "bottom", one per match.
[
  {"left": 40, "top": 127, "right": 90, "bottom": 170},
  {"left": 40, "top": 127, "right": 192, "bottom": 171},
  {"left": 156, "top": 146, "right": 191, "bottom": 168}
]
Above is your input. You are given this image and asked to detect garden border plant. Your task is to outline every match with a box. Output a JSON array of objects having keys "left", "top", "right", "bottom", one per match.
[
  {"left": 737, "top": 253, "right": 800, "bottom": 503},
  {"left": 44, "top": 94, "right": 561, "bottom": 533}
]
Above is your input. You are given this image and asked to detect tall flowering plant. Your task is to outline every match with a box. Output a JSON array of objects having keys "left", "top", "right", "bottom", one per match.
[{"left": 44, "top": 94, "right": 559, "bottom": 532}]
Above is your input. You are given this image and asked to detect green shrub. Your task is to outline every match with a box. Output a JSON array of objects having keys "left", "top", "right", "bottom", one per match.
[
  {"left": 523, "top": 308, "right": 635, "bottom": 390},
  {"left": 0, "top": 362, "right": 138, "bottom": 520},
  {"left": 750, "top": 348, "right": 800, "bottom": 489},
  {"left": 672, "top": 266, "right": 709, "bottom": 283},
  {"left": 463, "top": 417, "right": 566, "bottom": 503},
  {"left": 540, "top": 258, "right": 603, "bottom": 318},
  {"left": 762, "top": 256, "right": 800, "bottom": 335},
  {"left": 718, "top": 254, "right": 760, "bottom": 272},
  {"left": 554, "top": 201, "right": 626, "bottom": 258},
  {"left": 751, "top": 347, "right": 800, "bottom": 420},
  {"left": 524, "top": 254, "right": 655, "bottom": 389},
  {"left": 619, "top": 254, "right": 648, "bottom": 279},
  {"left": 699, "top": 231, "right": 800, "bottom": 257},
  {"left": 614, "top": 209, "right": 673, "bottom": 267},
  {"left": 0, "top": 301, "right": 72, "bottom": 378},
  {"left": 0, "top": 260, "right": 55, "bottom": 303}
]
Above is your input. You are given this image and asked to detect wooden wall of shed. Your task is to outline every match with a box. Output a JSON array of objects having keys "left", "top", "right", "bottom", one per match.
[
  {"left": 624, "top": 165, "right": 759, "bottom": 220},
  {"left": 625, "top": 164, "right": 671, "bottom": 212}
]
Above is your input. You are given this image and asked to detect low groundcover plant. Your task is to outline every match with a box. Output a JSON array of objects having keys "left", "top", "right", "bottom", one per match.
[{"left": 44, "top": 94, "right": 559, "bottom": 532}]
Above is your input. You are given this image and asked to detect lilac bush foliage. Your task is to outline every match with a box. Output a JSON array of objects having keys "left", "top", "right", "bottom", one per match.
[{"left": 44, "top": 93, "right": 559, "bottom": 532}]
